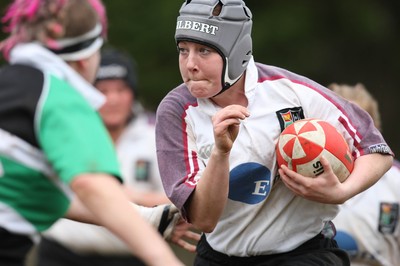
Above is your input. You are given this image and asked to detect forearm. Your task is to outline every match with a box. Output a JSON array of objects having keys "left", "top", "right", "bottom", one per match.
[
  {"left": 125, "top": 186, "right": 171, "bottom": 207},
  {"left": 65, "top": 196, "right": 97, "bottom": 224},
  {"left": 342, "top": 153, "right": 393, "bottom": 201},
  {"left": 70, "top": 174, "right": 181, "bottom": 266},
  {"left": 187, "top": 149, "right": 230, "bottom": 232}
]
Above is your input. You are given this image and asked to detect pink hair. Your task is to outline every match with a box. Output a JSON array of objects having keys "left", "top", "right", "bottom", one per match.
[
  {"left": 87, "top": 0, "right": 108, "bottom": 38},
  {"left": 0, "top": 0, "right": 107, "bottom": 61}
]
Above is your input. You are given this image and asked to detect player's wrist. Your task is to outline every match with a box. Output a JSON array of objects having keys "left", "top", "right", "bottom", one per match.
[{"left": 132, "top": 203, "right": 180, "bottom": 240}]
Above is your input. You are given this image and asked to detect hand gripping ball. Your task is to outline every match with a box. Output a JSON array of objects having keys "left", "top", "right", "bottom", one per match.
[{"left": 276, "top": 118, "right": 354, "bottom": 182}]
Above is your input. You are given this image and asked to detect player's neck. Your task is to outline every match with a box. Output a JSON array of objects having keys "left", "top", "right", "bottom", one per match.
[
  {"left": 107, "top": 126, "right": 125, "bottom": 143},
  {"left": 211, "top": 77, "right": 247, "bottom": 108}
]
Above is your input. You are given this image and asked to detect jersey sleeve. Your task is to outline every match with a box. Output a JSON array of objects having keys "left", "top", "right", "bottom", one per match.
[
  {"left": 155, "top": 86, "right": 199, "bottom": 219},
  {"left": 262, "top": 64, "right": 394, "bottom": 159},
  {"left": 37, "top": 74, "right": 121, "bottom": 184},
  {"left": 295, "top": 81, "right": 393, "bottom": 158}
]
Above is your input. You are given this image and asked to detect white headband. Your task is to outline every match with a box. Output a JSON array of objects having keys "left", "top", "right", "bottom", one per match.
[{"left": 50, "top": 23, "right": 103, "bottom": 61}]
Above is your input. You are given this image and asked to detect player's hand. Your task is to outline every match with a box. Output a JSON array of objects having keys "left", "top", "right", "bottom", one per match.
[
  {"left": 278, "top": 156, "right": 346, "bottom": 204},
  {"left": 156, "top": 205, "right": 200, "bottom": 252},
  {"left": 212, "top": 105, "right": 249, "bottom": 154},
  {"left": 155, "top": 204, "right": 181, "bottom": 240},
  {"left": 170, "top": 218, "right": 201, "bottom": 253}
]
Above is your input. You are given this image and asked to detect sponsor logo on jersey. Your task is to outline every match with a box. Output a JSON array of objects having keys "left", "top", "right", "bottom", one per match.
[
  {"left": 368, "top": 143, "right": 392, "bottom": 154},
  {"left": 378, "top": 202, "right": 399, "bottom": 234},
  {"left": 198, "top": 144, "right": 213, "bottom": 159},
  {"left": 228, "top": 162, "right": 271, "bottom": 204},
  {"left": 276, "top": 106, "right": 304, "bottom": 132},
  {"left": 176, "top": 20, "right": 219, "bottom": 35}
]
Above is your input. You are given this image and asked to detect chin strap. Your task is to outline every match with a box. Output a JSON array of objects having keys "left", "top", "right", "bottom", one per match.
[
  {"left": 211, "top": 70, "right": 245, "bottom": 98},
  {"left": 211, "top": 82, "right": 232, "bottom": 98}
]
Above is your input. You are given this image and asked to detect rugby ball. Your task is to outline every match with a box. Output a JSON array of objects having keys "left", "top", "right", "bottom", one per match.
[{"left": 276, "top": 118, "right": 354, "bottom": 182}]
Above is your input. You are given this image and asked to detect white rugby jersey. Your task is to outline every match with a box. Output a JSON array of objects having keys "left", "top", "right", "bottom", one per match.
[
  {"left": 156, "top": 57, "right": 393, "bottom": 256},
  {"left": 116, "top": 112, "right": 164, "bottom": 193},
  {"left": 333, "top": 160, "right": 400, "bottom": 266}
]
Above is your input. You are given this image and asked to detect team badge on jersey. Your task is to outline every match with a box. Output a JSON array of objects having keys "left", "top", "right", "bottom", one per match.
[
  {"left": 378, "top": 202, "right": 399, "bottom": 234},
  {"left": 276, "top": 106, "right": 304, "bottom": 132},
  {"left": 228, "top": 162, "right": 271, "bottom": 204},
  {"left": 135, "top": 159, "right": 150, "bottom": 182}
]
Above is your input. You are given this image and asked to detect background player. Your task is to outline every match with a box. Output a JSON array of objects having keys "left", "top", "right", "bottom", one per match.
[{"left": 330, "top": 83, "right": 400, "bottom": 266}]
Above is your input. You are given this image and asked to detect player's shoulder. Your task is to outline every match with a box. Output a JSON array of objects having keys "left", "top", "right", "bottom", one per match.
[
  {"left": 0, "top": 64, "right": 50, "bottom": 113},
  {"left": 392, "top": 158, "right": 400, "bottom": 170},
  {"left": 162, "top": 84, "right": 194, "bottom": 103},
  {"left": 387, "top": 159, "right": 400, "bottom": 177},
  {"left": 0, "top": 64, "right": 44, "bottom": 92},
  {"left": 255, "top": 61, "right": 329, "bottom": 95},
  {"left": 1, "top": 63, "right": 43, "bottom": 76},
  {"left": 157, "top": 83, "right": 197, "bottom": 115},
  {"left": 136, "top": 111, "right": 157, "bottom": 127},
  {"left": 124, "top": 112, "right": 156, "bottom": 138},
  {"left": 255, "top": 62, "right": 303, "bottom": 82},
  {"left": 379, "top": 159, "right": 400, "bottom": 187}
]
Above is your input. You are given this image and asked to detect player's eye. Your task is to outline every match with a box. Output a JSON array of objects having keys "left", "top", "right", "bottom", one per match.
[
  {"left": 199, "top": 47, "right": 211, "bottom": 55},
  {"left": 178, "top": 47, "right": 188, "bottom": 55}
]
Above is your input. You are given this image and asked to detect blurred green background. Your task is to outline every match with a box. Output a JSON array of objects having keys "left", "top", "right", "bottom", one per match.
[{"left": 1, "top": 0, "right": 399, "bottom": 156}]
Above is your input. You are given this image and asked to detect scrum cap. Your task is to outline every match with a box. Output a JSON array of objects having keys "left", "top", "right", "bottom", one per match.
[
  {"left": 175, "top": 0, "right": 252, "bottom": 94},
  {"left": 95, "top": 48, "right": 138, "bottom": 94}
]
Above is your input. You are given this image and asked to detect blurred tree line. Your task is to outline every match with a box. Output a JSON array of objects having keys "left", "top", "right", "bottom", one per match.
[{"left": 0, "top": 0, "right": 399, "bottom": 155}]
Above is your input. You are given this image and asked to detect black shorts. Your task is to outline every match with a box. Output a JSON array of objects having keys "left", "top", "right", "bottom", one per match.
[
  {"left": 36, "top": 237, "right": 145, "bottom": 266},
  {"left": 0, "top": 227, "right": 34, "bottom": 266},
  {"left": 195, "top": 234, "right": 350, "bottom": 266}
]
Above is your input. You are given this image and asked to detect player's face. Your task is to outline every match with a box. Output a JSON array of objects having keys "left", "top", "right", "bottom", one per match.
[
  {"left": 95, "top": 79, "right": 134, "bottom": 129},
  {"left": 178, "top": 41, "right": 223, "bottom": 98}
]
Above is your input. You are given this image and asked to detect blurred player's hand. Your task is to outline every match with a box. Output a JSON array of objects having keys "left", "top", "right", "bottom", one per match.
[
  {"left": 170, "top": 218, "right": 201, "bottom": 253},
  {"left": 155, "top": 204, "right": 200, "bottom": 252},
  {"left": 157, "top": 205, "right": 179, "bottom": 237},
  {"left": 133, "top": 203, "right": 201, "bottom": 251}
]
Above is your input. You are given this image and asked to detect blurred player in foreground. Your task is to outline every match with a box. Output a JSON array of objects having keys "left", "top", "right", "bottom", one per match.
[
  {"left": 155, "top": 0, "right": 394, "bottom": 265},
  {"left": 330, "top": 83, "right": 400, "bottom": 266},
  {"left": 36, "top": 48, "right": 198, "bottom": 266},
  {"left": 0, "top": 1, "right": 190, "bottom": 265}
]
